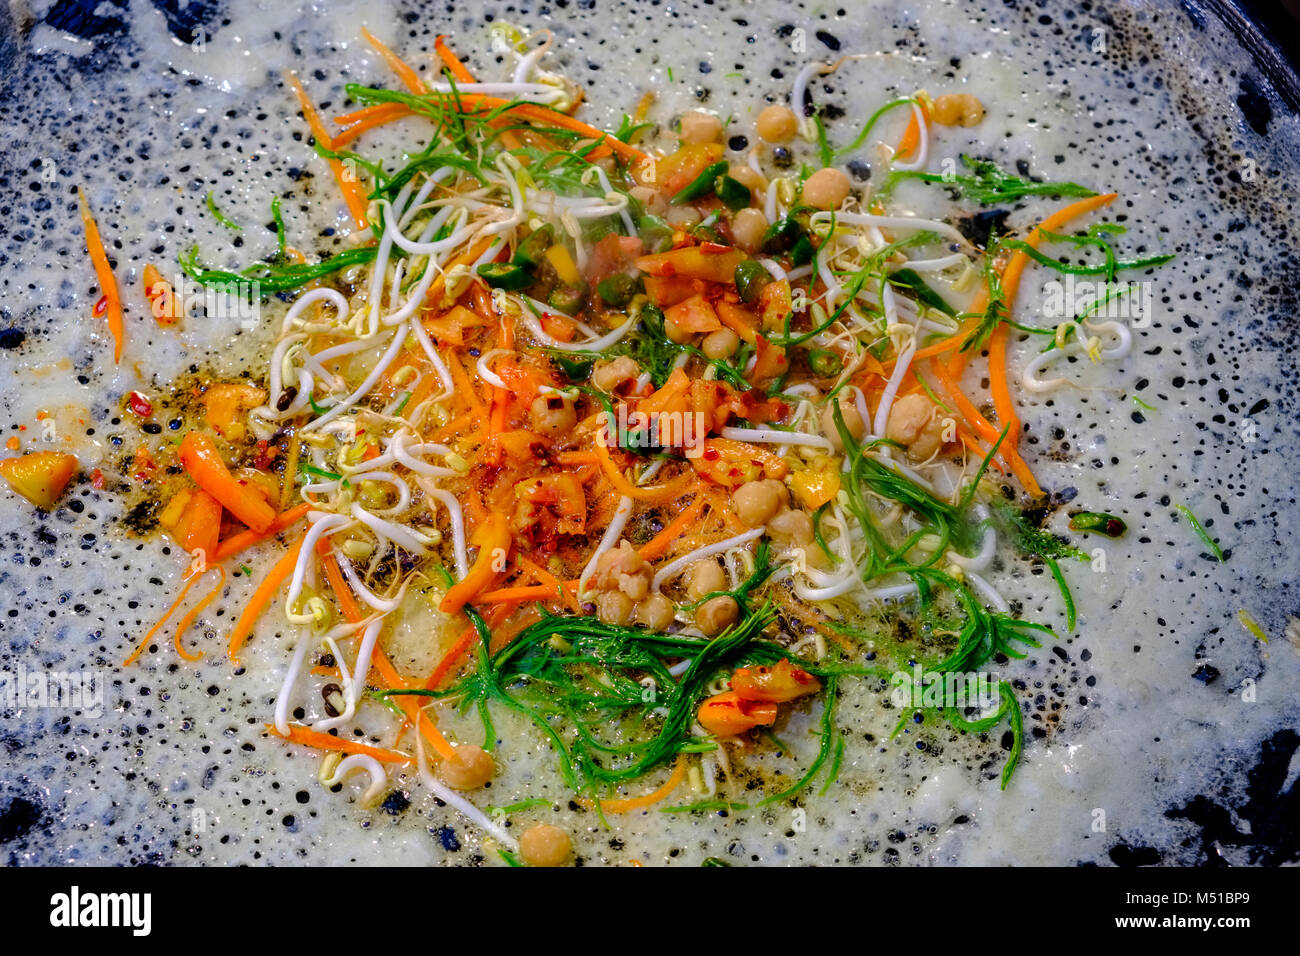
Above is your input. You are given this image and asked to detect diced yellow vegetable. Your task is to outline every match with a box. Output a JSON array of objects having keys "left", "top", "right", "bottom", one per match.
[
  {"left": 0, "top": 451, "right": 79, "bottom": 510},
  {"left": 791, "top": 463, "right": 841, "bottom": 510},
  {"left": 158, "top": 488, "right": 195, "bottom": 530},
  {"left": 545, "top": 244, "right": 581, "bottom": 285}
]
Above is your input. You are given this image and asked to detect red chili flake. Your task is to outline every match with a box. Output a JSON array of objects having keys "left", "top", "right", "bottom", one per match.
[
  {"left": 91, "top": 468, "right": 105, "bottom": 490},
  {"left": 92, "top": 295, "right": 108, "bottom": 317},
  {"left": 127, "top": 391, "right": 153, "bottom": 417},
  {"left": 704, "top": 449, "right": 719, "bottom": 461},
  {"left": 700, "top": 242, "right": 730, "bottom": 255}
]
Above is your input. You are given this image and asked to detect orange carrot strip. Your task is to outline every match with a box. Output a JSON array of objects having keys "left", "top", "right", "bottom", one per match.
[
  {"left": 478, "top": 584, "right": 554, "bottom": 603},
  {"left": 317, "top": 543, "right": 456, "bottom": 760},
  {"left": 285, "top": 71, "right": 370, "bottom": 230},
  {"left": 594, "top": 432, "right": 697, "bottom": 503},
  {"left": 930, "top": 357, "right": 1042, "bottom": 497},
  {"left": 424, "top": 603, "right": 513, "bottom": 690},
  {"left": 318, "top": 544, "right": 365, "bottom": 623},
  {"left": 587, "top": 757, "right": 687, "bottom": 814},
  {"left": 946, "top": 192, "right": 1118, "bottom": 378},
  {"left": 434, "top": 34, "right": 477, "bottom": 83},
  {"left": 516, "top": 554, "right": 578, "bottom": 612},
  {"left": 986, "top": 323, "right": 1020, "bottom": 448},
  {"left": 227, "top": 534, "right": 305, "bottom": 663},
  {"left": 178, "top": 432, "right": 277, "bottom": 533},
  {"left": 361, "top": 26, "right": 426, "bottom": 93},
  {"left": 638, "top": 495, "right": 707, "bottom": 562},
  {"left": 268, "top": 723, "right": 411, "bottom": 764},
  {"left": 332, "top": 94, "right": 649, "bottom": 164},
  {"left": 125, "top": 571, "right": 200, "bottom": 666},
  {"left": 76, "top": 187, "right": 123, "bottom": 362},
  {"left": 895, "top": 99, "right": 930, "bottom": 160},
  {"left": 213, "top": 502, "right": 313, "bottom": 562},
  {"left": 334, "top": 102, "right": 410, "bottom": 126},
  {"left": 171, "top": 565, "right": 226, "bottom": 662}
]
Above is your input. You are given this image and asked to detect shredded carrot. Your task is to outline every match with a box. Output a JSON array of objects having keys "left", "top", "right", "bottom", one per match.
[
  {"left": 317, "top": 543, "right": 457, "bottom": 759},
  {"left": 361, "top": 26, "right": 426, "bottom": 94},
  {"left": 895, "top": 99, "right": 930, "bottom": 161},
  {"left": 319, "top": 544, "right": 365, "bottom": 624},
  {"left": 268, "top": 723, "right": 411, "bottom": 765},
  {"left": 585, "top": 757, "right": 687, "bottom": 814},
  {"left": 285, "top": 71, "right": 370, "bottom": 230},
  {"left": 594, "top": 432, "right": 697, "bottom": 503},
  {"left": 516, "top": 554, "right": 579, "bottom": 612},
  {"left": 170, "top": 565, "right": 226, "bottom": 662},
  {"left": 331, "top": 105, "right": 420, "bottom": 149},
  {"left": 124, "top": 571, "right": 201, "bottom": 666},
  {"left": 930, "top": 357, "right": 1042, "bottom": 497},
  {"left": 226, "top": 533, "right": 305, "bottom": 663},
  {"left": 213, "top": 502, "right": 312, "bottom": 563},
  {"left": 76, "top": 187, "right": 123, "bottom": 362},
  {"left": 638, "top": 494, "right": 706, "bottom": 562},
  {"left": 434, "top": 34, "right": 477, "bottom": 83},
  {"left": 324, "top": 94, "right": 649, "bottom": 164},
  {"left": 425, "top": 604, "right": 513, "bottom": 690},
  {"left": 478, "top": 584, "right": 556, "bottom": 604}
]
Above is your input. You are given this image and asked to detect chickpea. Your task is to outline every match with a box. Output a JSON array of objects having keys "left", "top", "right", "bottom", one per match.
[
  {"left": 821, "top": 394, "right": 866, "bottom": 451},
  {"left": 729, "top": 164, "right": 766, "bottom": 195},
  {"left": 529, "top": 394, "right": 577, "bottom": 436},
  {"left": 702, "top": 327, "right": 740, "bottom": 359},
  {"left": 594, "top": 540, "right": 649, "bottom": 586},
  {"left": 665, "top": 204, "right": 701, "bottom": 229},
  {"left": 756, "top": 104, "right": 798, "bottom": 143},
  {"left": 679, "top": 109, "right": 724, "bottom": 144},
  {"left": 768, "top": 508, "right": 814, "bottom": 547},
  {"left": 597, "top": 589, "right": 634, "bottom": 626},
  {"left": 696, "top": 595, "right": 740, "bottom": 636},
  {"left": 886, "top": 393, "right": 948, "bottom": 462},
  {"left": 519, "top": 823, "right": 572, "bottom": 867},
  {"left": 438, "top": 744, "right": 495, "bottom": 790},
  {"left": 636, "top": 593, "right": 677, "bottom": 631},
  {"left": 685, "top": 559, "right": 727, "bottom": 602},
  {"left": 801, "top": 167, "right": 852, "bottom": 211},
  {"left": 591, "top": 355, "right": 639, "bottom": 393},
  {"left": 730, "top": 207, "right": 768, "bottom": 253},
  {"left": 629, "top": 184, "right": 665, "bottom": 215},
  {"left": 931, "top": 93, "right": 984, "bottom": 127},
  {"left": 734, "top": 478, "right": 786, "bottom": 527}
]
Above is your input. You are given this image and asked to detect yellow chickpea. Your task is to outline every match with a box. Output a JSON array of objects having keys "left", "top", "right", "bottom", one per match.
[
  {"left": 636, "top": 593, "right": 677, "bottom": 631},
  {"left": 597, "top": 589, "right": 635, "bottom": 626},
  {"left": 728, "top": 164, "right": 766, "bottom": 195},
  {"left": 696, "top": 595, "right": 740, "bottom": 636},
  {"left": 519, "top": 823, "right": 572, "bottom": 867},
  {"left": 931, "top": 93, "right": 984, "bottom": 127},
  {"left": 886, "top": 393, "right": 949, "bottom": 462},
  {"left": 822, "top": 395, "right": 866, "bottom": 451},
  {"left": 730, "top": 207, "right": 768, "bottom": 253},
  {"left": 438, "top": 745, "right": 495, "bottom": 790},
  {"left": 529, "top": 394, "right": 576, "bottom": 436},
  {"left": 685, "top": 559, "right": 727, "bottom": 602},
  {"left": 679, "top": 109, "right": 724, "bottom": 144},
  {"left": 802, "top": 167, "right": 852, "bottom": 211},
  {"left": 591, "top": 356, "right": 639, "bottom": 393},
  {"left": 768, "top": 508, "right": 814, "bottom": 547},
  {"left": 702, "top": 327, "right": 740, "bottom": 359},
  {"left": 734, "top": 478, "right": 786, "bottom": 527},
  {"left": 756, "top": 104, "right": 798, "bottom": 143}
]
